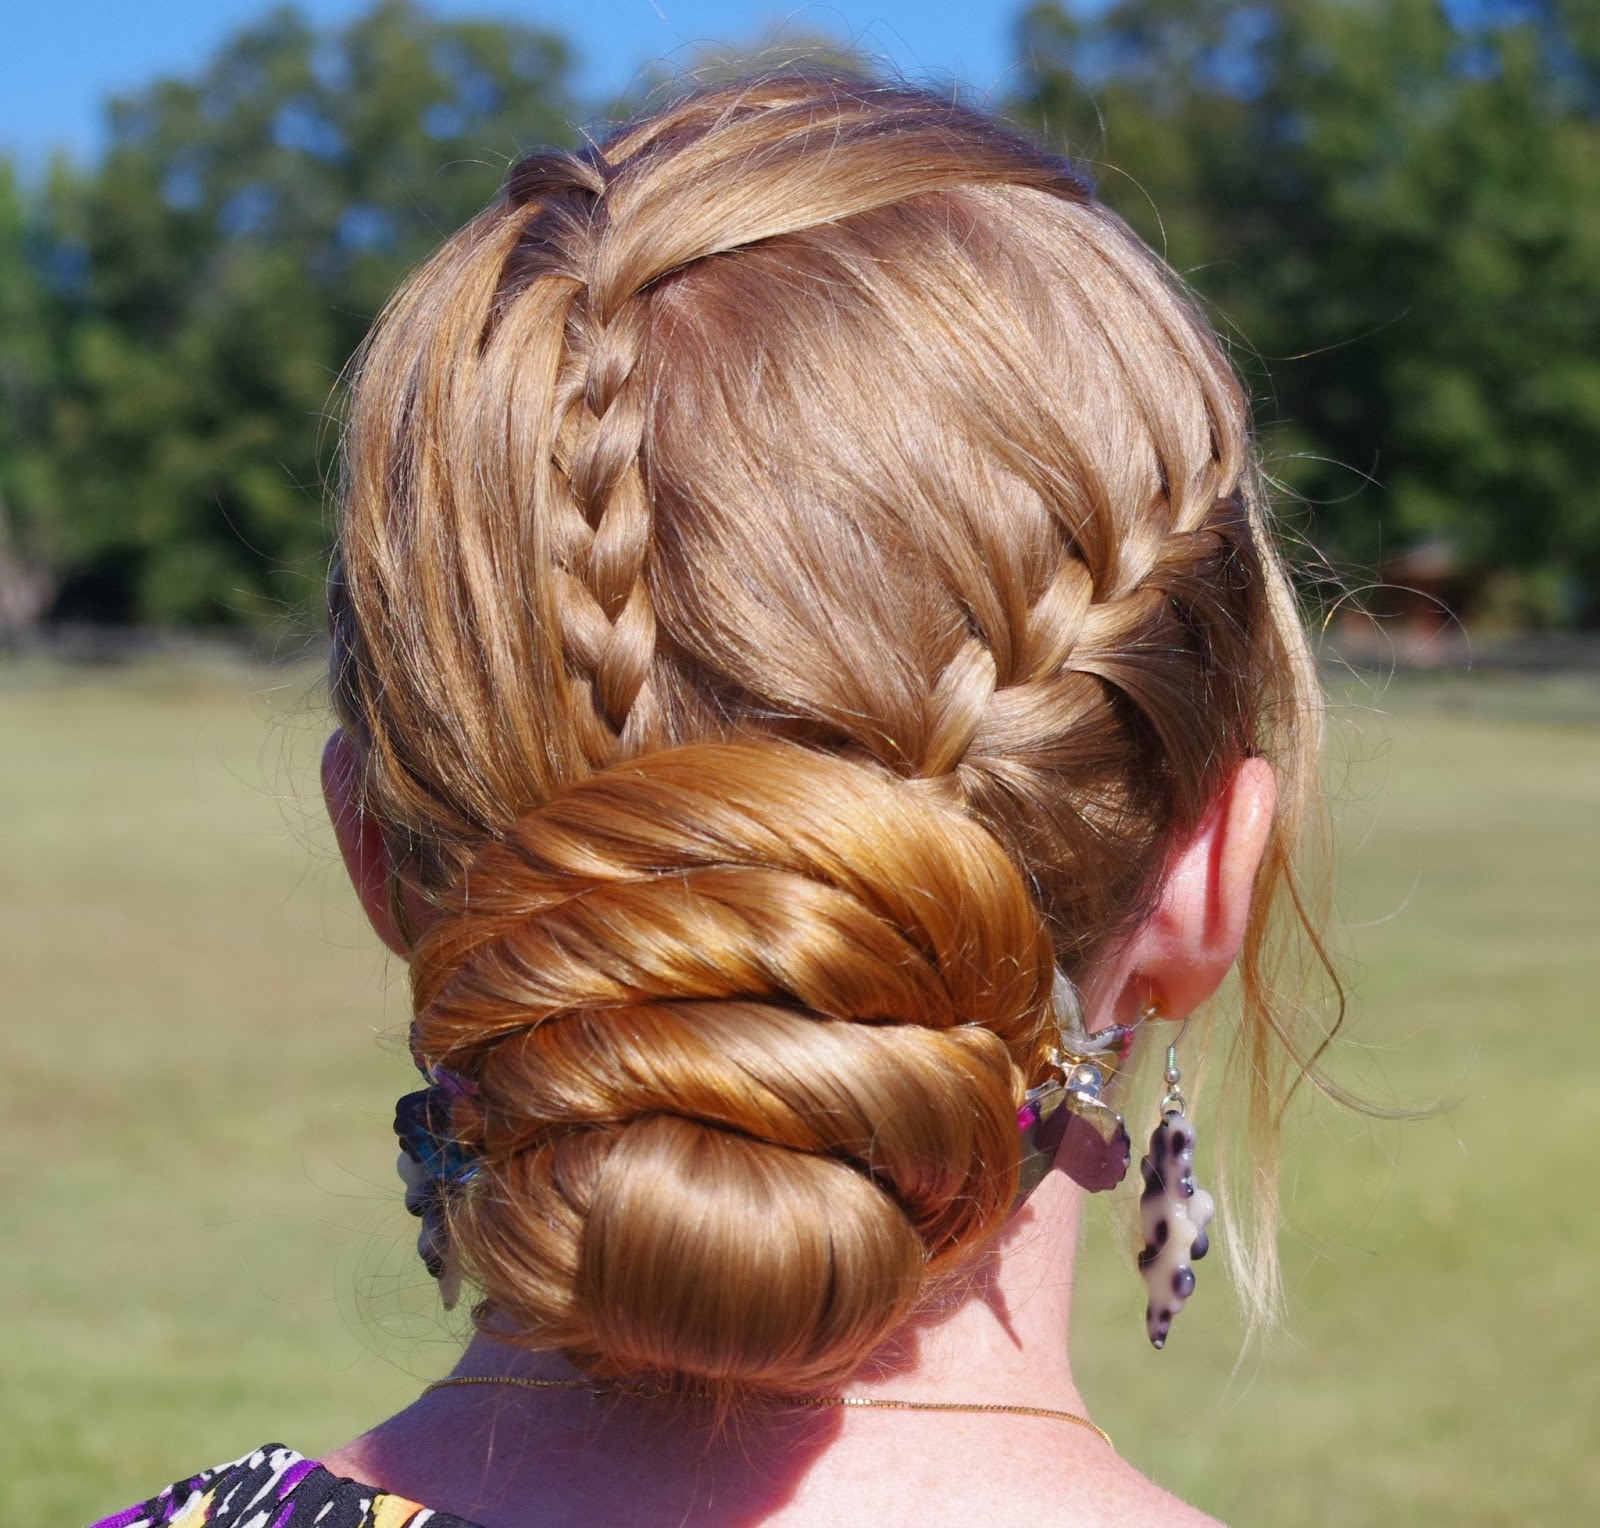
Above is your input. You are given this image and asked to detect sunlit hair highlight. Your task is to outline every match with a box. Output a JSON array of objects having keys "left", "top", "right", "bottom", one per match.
[{"left": 330, "top": 74, "right": 1328, "bottom": 1395}]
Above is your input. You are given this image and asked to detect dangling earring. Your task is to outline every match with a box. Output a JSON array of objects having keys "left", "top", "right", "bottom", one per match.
[
  {"left": 1016, "top": 970, "right": 1136, "bottom": 1201},
  {"left": 1137, "top": 1012, "right": 1214, "bottom": 1348}
]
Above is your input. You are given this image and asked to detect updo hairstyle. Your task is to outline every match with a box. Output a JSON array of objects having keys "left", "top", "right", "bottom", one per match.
[{"left": 329, "top": 76, "right": 1324, "bottom": 1397}]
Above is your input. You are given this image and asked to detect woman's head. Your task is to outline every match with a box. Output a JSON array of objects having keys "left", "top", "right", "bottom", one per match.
[{"left": 328, "top": 75, "right": 1322, "bottom": 1393}]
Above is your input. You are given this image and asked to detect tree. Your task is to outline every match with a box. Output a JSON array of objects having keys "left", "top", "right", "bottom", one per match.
[
  {"left": 1011, "top": 0, "right": 1600, "bottom": 624},
  {"left": 15, "top": 0, "right": 578, "bottom": 627},
  {"left": 0, "top": 157, "right": 71, "bottom": 636}
]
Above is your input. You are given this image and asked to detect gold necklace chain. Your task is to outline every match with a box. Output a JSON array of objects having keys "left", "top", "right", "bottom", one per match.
[{"left": 423, "top": 1374, "right": 1113, "bottom": 1450}]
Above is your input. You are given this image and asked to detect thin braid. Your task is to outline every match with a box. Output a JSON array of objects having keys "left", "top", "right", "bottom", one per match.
[{"left": 511, "top": 148, "right": 664, "bottom": 764}]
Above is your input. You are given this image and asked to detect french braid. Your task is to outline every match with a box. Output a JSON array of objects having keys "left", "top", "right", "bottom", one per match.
[{"left": 331, "top": 75, "right": 1327, "bottom": 1393}]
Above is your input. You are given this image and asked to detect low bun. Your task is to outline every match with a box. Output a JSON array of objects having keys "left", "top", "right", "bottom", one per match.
[
  {"left": 480, "top": 1114, "right": 927, "bottom": 1392},
  {"left": 409, "top": 741, "right": 1054, "bottom": 1392}
]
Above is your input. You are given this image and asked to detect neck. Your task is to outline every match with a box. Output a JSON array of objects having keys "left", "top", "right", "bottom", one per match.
[
  {"left": 829, "top": 1169, "right": 1087, "bottom": 1407},
  {"left": 455, "top": 1168, "right": 1086, "bottom": 1404},
  {"left": 323, "top": 1174, "right": 1111, "bottom": 1527}
]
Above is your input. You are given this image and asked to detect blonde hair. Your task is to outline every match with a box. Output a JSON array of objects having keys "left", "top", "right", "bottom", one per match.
[{"left": 330, "top": 75, "right": 1325, "bottom": 1395}]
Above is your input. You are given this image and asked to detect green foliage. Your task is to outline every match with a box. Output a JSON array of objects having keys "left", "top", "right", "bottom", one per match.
[
  {"left": 0, "top": 160, "right": 70, "bottom": 628},
  {"left": 3, "top": 1, "right": 576, "bottom": 626},
  {"left": 3, "top": 0, "right": 1597, "bottom": 626},
  {"left": 1011, "top": 0, "right": 1600, "bottom": 623}
]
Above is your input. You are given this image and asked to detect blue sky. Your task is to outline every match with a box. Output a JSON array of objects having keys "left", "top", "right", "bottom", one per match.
[{"left": 4, "top": 1, "right": 1031, "bottom": 166}]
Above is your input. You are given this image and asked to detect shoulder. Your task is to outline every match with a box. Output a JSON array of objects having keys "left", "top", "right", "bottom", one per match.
[
  {"left": 957, "top": 1438, "right": 1229, "bottom": 1528},
  {"left": 88, "top": 1443, "right": 487, "bottom": 1528},
  {"left": 1083, "top": 1459, "right": 1229, "bottom": 1528},
  {"left": 1103, "top": 1470, "right": 1228, "bottom": 1528}
]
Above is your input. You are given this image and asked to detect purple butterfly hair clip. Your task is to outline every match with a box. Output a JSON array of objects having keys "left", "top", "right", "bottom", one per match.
[{"left": 394, "top": 1063, "right": 478, "bottom": 1309}]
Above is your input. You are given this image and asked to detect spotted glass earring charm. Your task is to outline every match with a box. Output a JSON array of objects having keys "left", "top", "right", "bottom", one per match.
[{"left": 1137, "top": 1027, "right": 1214, "bottom": 1349}]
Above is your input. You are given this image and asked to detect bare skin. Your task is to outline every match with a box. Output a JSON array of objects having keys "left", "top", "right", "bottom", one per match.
[
  {"left": 323, "top": 1179, "right": 1218, "bottom": 1528},
  {"left": 320, "top": 739, "right": 1275, "bottom": 1527}
]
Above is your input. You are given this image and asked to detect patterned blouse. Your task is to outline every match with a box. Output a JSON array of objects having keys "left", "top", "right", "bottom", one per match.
[{"left": 90, "top": 1443, "right": 486, "bottom": 1528}]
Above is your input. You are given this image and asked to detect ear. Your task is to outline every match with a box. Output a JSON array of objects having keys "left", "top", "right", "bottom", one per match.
[
  {"left": 1089, "top": 758, "right": 1278, "bottom": 1028},
  {"left": 321, "top": 729, "right": 411, "bottom": 959}
]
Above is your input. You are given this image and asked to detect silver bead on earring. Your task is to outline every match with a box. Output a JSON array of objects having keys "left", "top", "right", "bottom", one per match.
[{"left": 1014, "top": 970, "right": 1135, "bottom": 1201}]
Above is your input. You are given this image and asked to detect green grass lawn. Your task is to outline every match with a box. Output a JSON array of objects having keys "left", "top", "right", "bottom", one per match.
[{"left": 2, "top": 661, "right": 1596, "bottom": 1525}]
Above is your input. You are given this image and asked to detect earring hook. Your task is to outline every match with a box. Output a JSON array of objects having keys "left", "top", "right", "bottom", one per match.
[{"left": 1159, "top": 1011, "right": 1190, "bottom": 1117}]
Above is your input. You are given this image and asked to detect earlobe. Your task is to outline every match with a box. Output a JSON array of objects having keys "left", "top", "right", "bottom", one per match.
[{"left": 321, "top": 730, "right": 412, "bottom": 958}]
